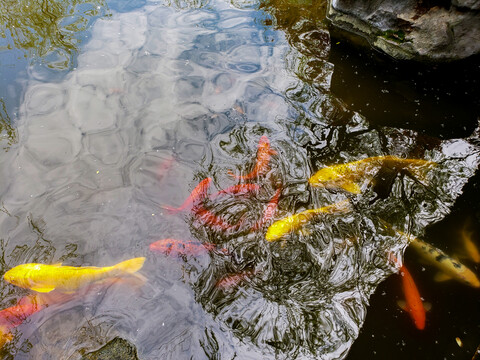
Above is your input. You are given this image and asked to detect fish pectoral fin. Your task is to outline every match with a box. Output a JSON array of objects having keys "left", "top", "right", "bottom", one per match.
[
  {"left": 341, "top": 181, "right": 362, "bottom": 194},
  {"left": 52, "top": 262, "right": 63, "bottom": 267},
  {"left": 397, "top": 300, "right": 407, "bottom": 311},
  {"left": 433, "top": 272, "right": 453, "bottom": 282},
  {"left": 423, "top": 302, "right": 432, "bottom": 311},
  {"left": 31, "top": 286, "right": 56, "bottom": 293}
]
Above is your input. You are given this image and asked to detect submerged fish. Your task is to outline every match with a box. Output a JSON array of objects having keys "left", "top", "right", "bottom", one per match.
[
  {"left": 265, "top": 199, "right": 351, "bottom": 242},
  {"left": 195, "top": 206, "right": 242, "bottom": 233},
  {"left": 4, "top": 257, "right": 146, "bottom": 293},
  {"left": 228, "top": 135, "right": 277, "bottom": 180},
  {"left": 460, "top": 218, "right": 480, "bottom": 263},
  {"left": 251, "top": 188, "right": 282, "bottom": 231},
  {"left": 395, "top": 230, "right": 480, "bottom": 288},
  {"left": 162, "top": 177, "right": 212, "bottom": 213},
  {"left": 308, "top": 155, "right": 436, "bottom": 194},
  {"left": 149, "top": 239, "right": 228, "bottom": 256},
  {"left": 0, "top": 296, "right": 45, "bottom": 347},
  {"left": 209, "top": 184, "right": 260, "bottom": 199},
  {"left": 216, "top": 270, "right": 256, "bottom": 290},
  {"left": 398, "top": 264, "right": 426, "bottom": 330}
]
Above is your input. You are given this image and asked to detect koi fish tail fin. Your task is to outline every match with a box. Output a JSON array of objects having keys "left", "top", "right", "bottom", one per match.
[
  {"left": 114, "top": 257, "right": 146, "bottom": 276},
  {"left": 160, "top": 205, "right": 182, "bottom": 214},
  {"left": 404, "top": 161, "right": 437, "bottom": 186}
]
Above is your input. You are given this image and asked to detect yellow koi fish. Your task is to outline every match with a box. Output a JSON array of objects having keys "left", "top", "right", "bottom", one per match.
[
  {"left": 265, "top": 199, "right": 351, "bottom": 242},
  {"left": 4, "top": 257, "right": 146, "bottom": 293},
  {"left": 396, "top": 230, "right": 480, "bottom": 288},
  {"left": 308, "top": 155, "right": 436, "bottom": 194}
]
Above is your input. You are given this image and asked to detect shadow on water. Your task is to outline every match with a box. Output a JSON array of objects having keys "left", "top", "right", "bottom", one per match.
[{"left": 0, "top": 0, "right": 479, "bottom": 358}]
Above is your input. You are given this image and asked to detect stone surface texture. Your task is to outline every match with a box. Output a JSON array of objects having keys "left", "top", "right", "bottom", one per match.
[{"left": 327, "top": 0, "right": 480, "bottom": 61}]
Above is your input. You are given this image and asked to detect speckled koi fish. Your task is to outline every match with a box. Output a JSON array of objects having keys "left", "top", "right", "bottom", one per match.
[
  {"left": 228, "top": 135, "right": 277, "bottom": 180},
  {"left": 4, "top": 257, "right": 146, "bottom": 293},
  {"left": 162, "top": 177, "right": 212, "bottom": 213},
  {"left": 394, "top": 229, "right": 480, "bottom": 288},
  {"left": 149, "top": 239, "right": 228, "bottom": 256},
  {"left": 308, "top": 155, "right": 436, "bottom": 194},
  {"left": 265, "top": 199, "right": 351, "bottom": 242}
]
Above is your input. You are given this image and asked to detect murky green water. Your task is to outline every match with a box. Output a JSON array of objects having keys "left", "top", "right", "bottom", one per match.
[{"left": 1, "top": 0, "right": 479, "bottom": 359}]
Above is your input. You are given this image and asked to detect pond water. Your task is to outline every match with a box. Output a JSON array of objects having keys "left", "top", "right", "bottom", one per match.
[{"left": 1, "top": 0, "right": 479, "bottom": 359}]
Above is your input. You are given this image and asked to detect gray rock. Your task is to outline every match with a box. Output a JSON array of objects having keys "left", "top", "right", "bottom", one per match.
[
  {"left": 327, "top": 0, "right": 480, "bottom": 61},
  {"left": 82, "top": 338, "right": 139, "bottom": 360}
]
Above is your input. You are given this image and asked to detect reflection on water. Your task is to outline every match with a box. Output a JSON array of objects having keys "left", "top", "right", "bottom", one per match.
[
  {"left": 0, "top": 0, "right": 479, "bottom": 359},
  {"left": 0, "top": 99, "right": 18, "bottom": 150},
  {"left": 0, "top": 0, "right": 109, "bottom": 72}
]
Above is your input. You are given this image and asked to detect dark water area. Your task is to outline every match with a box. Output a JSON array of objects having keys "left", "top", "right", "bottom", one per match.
[{"left": 1, "top": 0, "right": 479, "bottom": 359}]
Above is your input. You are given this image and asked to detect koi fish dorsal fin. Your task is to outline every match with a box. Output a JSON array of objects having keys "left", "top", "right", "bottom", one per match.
[
  {"left": 114, "top": 257, "right": 145, "bottom": 274},
  {"left": 31, "top": 286, "right": 56, "bottom": 293},
  {"left": 340, "top": 181, "right": 362, "bottom": 194}
]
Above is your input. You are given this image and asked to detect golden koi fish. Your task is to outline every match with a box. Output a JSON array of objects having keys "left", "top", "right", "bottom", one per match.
[
  {"left": 265, "top": 199, "right": 351, "bottom": 242},
  {"left": 4, "top": 257, "right": 146, "bottom": 293},
  {"left": 308, "top": 155, "right": 436, "bottom": 194}
]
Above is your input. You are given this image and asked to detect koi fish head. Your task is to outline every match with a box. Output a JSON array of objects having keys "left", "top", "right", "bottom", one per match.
[
  {"left": 4, "top": 264, "right": 40, "bottom": 290},
  {"left": 149, "top": 239, "right": 176, "bottom": 254}
]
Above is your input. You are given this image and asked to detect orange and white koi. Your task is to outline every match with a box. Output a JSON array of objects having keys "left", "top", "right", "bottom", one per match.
[
  {"left": 309, "top": 155, "right": 436, "bottom": 194},
  {"left": 149, "top": 239, "right": 228, "bottom": 256},
  {"left": 228, "top": 135, "right": 277, "bottom": 180},
  {"left": 210, "top": 184, "right": 260, "bottom": 199},
  {"left": 251, "top": 188, "right": 282, "bottom": 231},
  {"left": 162, "top": 177, "right": 212, "bottom": 213}
]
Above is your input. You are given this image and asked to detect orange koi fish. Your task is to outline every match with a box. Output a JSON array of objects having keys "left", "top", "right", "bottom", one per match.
[
  {"left": 0, "top": 296, "right": 45, "bottom": 347},
  {"left": 216, "top": 270, "right": 256, "bottom": 290},
  {"left": 251, "top": 188, "right": 282, "bottom": 231},
  {"left": 398, "top": 264, "right": 426, "bottom": 330},
  {"left": 149, "top": 239, "right": 228, "bottom": 256},
  {"left": 162, "top": 177, "right": 212, "bottom": 213},
  {"left": 195, "top": 206, "right": 241, "bottom": 232},
  {"left": 210, "top": 184, "right": 260, "bottom": 199},
  {"left": 228, "top": 135, "right": 277, "bottom": 180}
]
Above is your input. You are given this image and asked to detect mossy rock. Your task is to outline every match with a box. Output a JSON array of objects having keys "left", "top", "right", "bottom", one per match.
[{"left": 82, "top": 338, "right": 139, "bottom": 360}]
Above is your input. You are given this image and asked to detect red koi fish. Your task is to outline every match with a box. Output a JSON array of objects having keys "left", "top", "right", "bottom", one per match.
[
  {"left": 228, "top": 135, "right": 277, "bottom": 180},
  {"left": 149, "top": 239, "right": 228, "bottom": 256},
  {"left": 162, "top": 177, "right": 212, "bottom": 213},
  {"left": 398, "top": 264, "right": 426, "bottom": 330},
  {"left": 0, "top": 296, "right": 45, "bottom": 347},
  {"left": 216, "top": 270, "right": 256, "bottom": 290},
  {"left": 195, "top": 206, "right": 241, "bottom": 233},
  {"left": 251, "top": 188, "right": 282, "bottom": 231},
  {"left": 157, "top": 156, "right": 175, "bottom": 180},
  {"left": 209, "top": 184, "right": 260, "bottom": 199}
]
